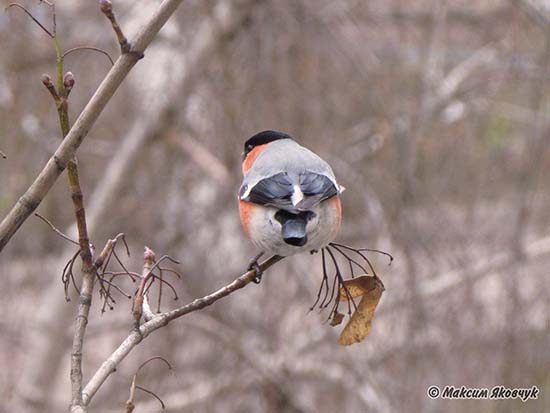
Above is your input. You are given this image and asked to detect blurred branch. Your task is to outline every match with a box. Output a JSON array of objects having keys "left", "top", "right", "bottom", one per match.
[
  {"left": 179, "top": 313, "right": 313, "bottom": 412},
  {"left": 81, "top": 255, "right": 283, "bottom": 406},
  {"left": 382, "top": 7, "right": 509, "bottom": 27},
  {"left": 510, "top": 29, "right": 550, "bottom": 257},
  {"left": 85, "top": 0, "right": 260, "bottom": 232},
  {"left": 514, "top": 0, "right": 550, "bottom": 30},
  {"left": 381, "top": 234, "right": 550, "bottom": 314},
  {"left": 0, "top": 0, "right": 187, "bottom": 253},
  {"left": 433, "top": 43, "right": 497, "bottom": 109},
  {"left": 165, "top": 131, "right": 230, "bottom": 185}
]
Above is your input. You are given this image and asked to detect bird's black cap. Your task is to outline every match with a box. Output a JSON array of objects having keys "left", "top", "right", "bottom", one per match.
[{"left": 243, "top": 130, "right": 293, "bottom": 159}]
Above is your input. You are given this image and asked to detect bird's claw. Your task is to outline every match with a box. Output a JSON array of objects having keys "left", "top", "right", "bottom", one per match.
[
  {"left": 249, "top": 261, "right": 263, "bottom": 284},
  {"left": 247, "top": 252, "right": 265, "bottom": 284}
]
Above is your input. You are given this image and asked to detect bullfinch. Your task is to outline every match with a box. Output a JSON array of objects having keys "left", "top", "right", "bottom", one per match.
[{"left": 239, "top": 130, "right": 344, "bottom": 279}]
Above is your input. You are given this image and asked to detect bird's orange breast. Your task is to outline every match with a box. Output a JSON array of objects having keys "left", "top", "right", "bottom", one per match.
[
  {"left": 330, "top": 195, "right": 342, "bottom": 230},
  {"left": 239, "top": 200, "right": 255, "bottom": 238}
]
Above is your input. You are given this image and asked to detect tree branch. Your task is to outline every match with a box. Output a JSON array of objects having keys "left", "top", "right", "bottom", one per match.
[
  {"left": 39, "top": 21, "right": 96, "bottom": 409},
  {"left": 0, "top": 0, "right": 186, "bottom": 253},
  {"left": 14, "top": 2, "right": 261, "bottom": 409},
  {"left": 133, "top": 247, "right": 157, "bottom": 327},
  {"left": 81, "top": 255, "right": 283, "bottom": 406}
]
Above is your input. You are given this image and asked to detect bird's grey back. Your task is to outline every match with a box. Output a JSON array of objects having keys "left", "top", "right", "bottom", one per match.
[{"left": 243, "top": 139, "right": 338, "bottom": 187}]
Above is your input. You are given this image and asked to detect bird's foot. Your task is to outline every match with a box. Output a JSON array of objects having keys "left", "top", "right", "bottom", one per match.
[{"left": 248, "top": 252, "right": 265, "bottom": 284}]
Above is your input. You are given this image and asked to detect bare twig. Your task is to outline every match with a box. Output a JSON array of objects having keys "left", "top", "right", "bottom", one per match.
[
  {"left": 41, "top": 73, "right": 60, "bottom": 104},
  {"left": 62, "top": 46, "right": 115, "bottom": 66},
  {"left": 99, "top": 0, "right": 131, "bottom": 54},
  {"left": 5, "top": 3, "right": 53, "bottom": 37},
  {"left": 62, "top": 249, "right": 82, "bottom": 300},
  {"left": 34, "top": 213, "right": 79, "bottom": 246},
  {"left": 0, "top": 0, "right": 187, "bottom": 253},
  {"left": 135, "top": 386, "right": 166, "bottom": 410},
  {"left": 81, "top": 255, "right": 284, "bottom": 406},
  {"left": 95, "top": 234, "right": 131, "bottom": 312},
  {"left": 133, "top": 247, "right": 157, "bottom": 327},
  {"left": 94, "top": 233, "right": 127, "bottom": 270},
  {"left": 126, "top": 356, "right": 172, "bottom": 412}
]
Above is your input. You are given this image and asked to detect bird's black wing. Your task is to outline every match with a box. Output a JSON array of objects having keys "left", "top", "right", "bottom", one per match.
[
  {"left": 299, "top": 172, "right": 338, "bottom": 199},
  {"left": 294, "top": 172, "right": 338, "bottom": 210},
  {"left": 240, "top": 171, "right": 338, "bottom": 212},
  {"left": 240, "top": 172, "right": 294, "bottom": 209}
]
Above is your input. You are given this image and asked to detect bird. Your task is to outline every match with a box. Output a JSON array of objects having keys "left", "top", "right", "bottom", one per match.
[{"left": 238, "top": 130, "right": 344, "bottom": 281}]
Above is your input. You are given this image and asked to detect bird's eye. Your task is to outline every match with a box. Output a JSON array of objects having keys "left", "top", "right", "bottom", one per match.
[{"left": 246, "top": 144, "right": 253, "bottom": 152}]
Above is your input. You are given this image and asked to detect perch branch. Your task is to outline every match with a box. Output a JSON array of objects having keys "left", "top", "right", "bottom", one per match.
[
  {"left": 81, "top": 255, "right": 283, "bottom": 406},
  {"left": 0, "top": 0, "right": 187, "bottom": 253}
]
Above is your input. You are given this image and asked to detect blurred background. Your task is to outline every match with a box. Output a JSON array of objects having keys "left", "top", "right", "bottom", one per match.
[{"left": 1, "top": 0, "right": 550, "bottom": 412}]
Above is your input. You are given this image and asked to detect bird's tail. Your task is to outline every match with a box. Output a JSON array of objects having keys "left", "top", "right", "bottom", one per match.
[{"left": 275, "top": 210, "right": 315, "bottom": 247}]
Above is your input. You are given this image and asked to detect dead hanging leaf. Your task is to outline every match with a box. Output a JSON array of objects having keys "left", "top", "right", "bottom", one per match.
[
  {"left": 339, "top": 276, "right": 385, "bottom": 346},
  {"left": 339, "top": 275, "right": 380, "bottom": 301}
]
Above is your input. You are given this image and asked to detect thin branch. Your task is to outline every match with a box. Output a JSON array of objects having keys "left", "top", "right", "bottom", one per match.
[
  {"left": 5, "top": 3, "right": 53, "bottom": 38},
  {"left": 136, "top": 356, "right": 172, "bottom": 374},
  {"left": 0, "top": 0, "right": 187, "bottom": 253},
  {"left": 41, "top": 73, "right": 60, "bottom": 104},
  {"left": 125, "top": 356, "right": 171, "bottom": 412},
  {"left": 62, "top": 46, "right": 115, "bottom": 66},
  {"left": 135, "top": 386, "right": 166, "bottom": 410},
  {"left": 133, "top": 247, "right": 157, "bottom": 327},
  {"left": 95, "top": 234, "right": 130, "bottom": 312},
  {"left": 99, "top": 0, "right": 131, "bottom": 54},
  {"left": 94, "top": 233, "right": 127, "bottom": 270},
  {"left": 34, "top": 212, "right": 79, "bottom": 245},
  {"left": 82, "top": 255, "right": 284, "bottom": 406},
  {"left": 62, "top": 249, "right": 82, "bottom": 300}
]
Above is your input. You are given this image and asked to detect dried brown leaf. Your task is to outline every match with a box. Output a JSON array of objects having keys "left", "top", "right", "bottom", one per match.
[
  {"left": 339, "top": 275, "right": 379, "bottom": 301},
  {"left": 339, "top": 276, "right": 384, "bottom": 346}
]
